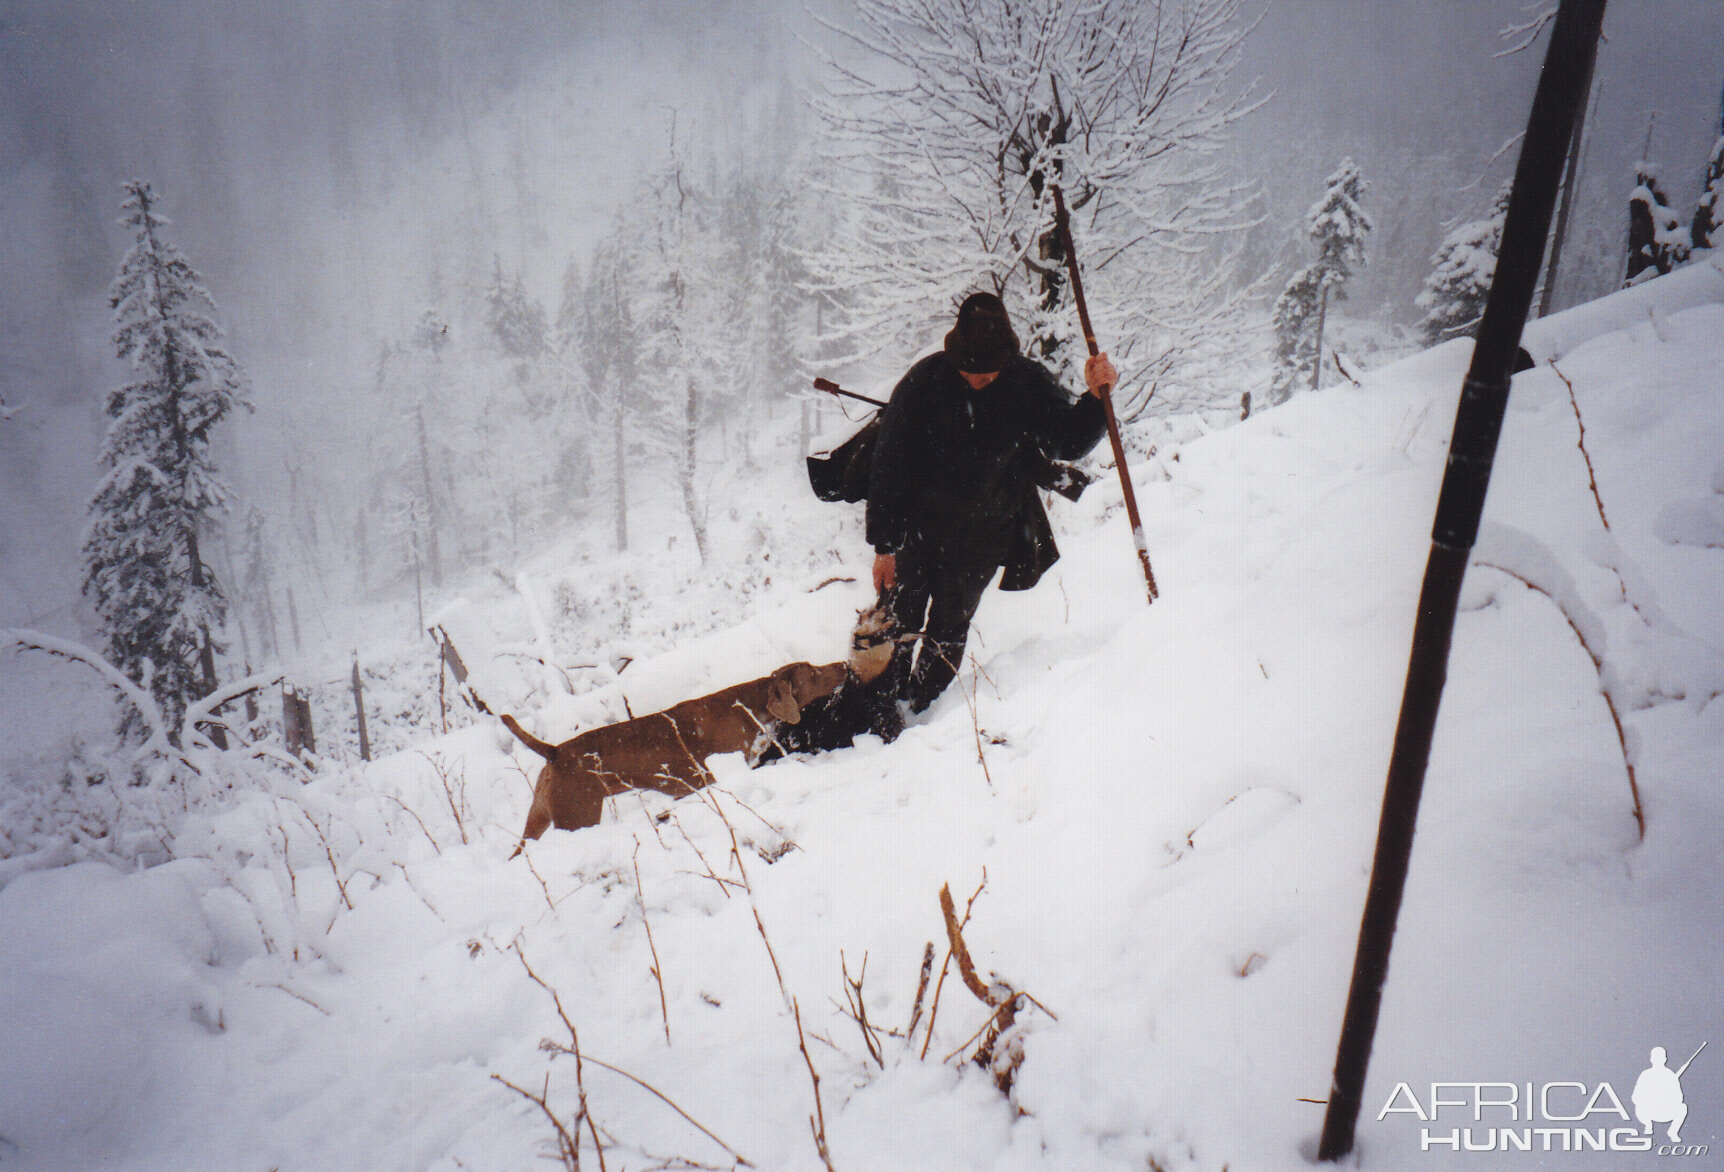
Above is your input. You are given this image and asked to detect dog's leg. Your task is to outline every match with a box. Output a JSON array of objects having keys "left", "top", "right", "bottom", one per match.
[{"left": 521, "top": 788, "right": 554, "bottom": 843}]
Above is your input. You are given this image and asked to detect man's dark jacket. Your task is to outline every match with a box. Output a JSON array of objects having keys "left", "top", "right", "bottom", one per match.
[{"left": 865, "top": 352, "right": 1106, "bottom": 590}]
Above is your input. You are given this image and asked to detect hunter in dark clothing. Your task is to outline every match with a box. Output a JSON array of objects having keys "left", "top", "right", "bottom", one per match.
[
  {"left": 777, "top": 292, "right": 1113, "bottom": 754},
  {"left": 868, "top": 319, "right": 1110, "bottom": 707}
]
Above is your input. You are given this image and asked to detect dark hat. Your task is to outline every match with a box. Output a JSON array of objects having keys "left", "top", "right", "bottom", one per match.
[{"left": 943, "top": 292, "right": 1019, "bottom": 374}]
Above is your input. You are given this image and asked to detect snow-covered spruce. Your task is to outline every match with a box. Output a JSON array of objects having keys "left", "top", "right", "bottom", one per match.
[
  {"left": 1268, "top": 157, "right": 1372, "bottom": 405},
  {"left": 81, "top": 179, "right": 249, "bottom": 745},
  {"left": 1415, "top": 181, "right": 1512, "bottom": 346},
  {"left": 1690, "top": 129, "right": 1724, "bottom": 252}
]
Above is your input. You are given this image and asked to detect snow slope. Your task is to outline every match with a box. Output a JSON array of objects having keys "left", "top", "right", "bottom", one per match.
[{"left": 2, "top": 260, "right": 1722, "bottom": 1170}]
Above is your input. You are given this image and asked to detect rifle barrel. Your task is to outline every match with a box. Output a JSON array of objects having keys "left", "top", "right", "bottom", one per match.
[{"left": 812, "top": 377, "right": 887, "bottom": 409}]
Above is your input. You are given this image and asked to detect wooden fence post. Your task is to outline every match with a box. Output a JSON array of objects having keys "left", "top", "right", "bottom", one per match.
[
  {"left": 283, "top": 685, "right": 316, "bottom": 760},
  {"left": 351, "top": 656, "right": 371, "bottom": 763}
]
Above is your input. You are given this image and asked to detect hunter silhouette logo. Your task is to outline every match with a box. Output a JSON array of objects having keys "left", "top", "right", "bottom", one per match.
[
  {"left": 1634, "top": 1044, "right": 1704, "bottom": 1144},
  {"left": 1377, "top": 1042, "right": 1709, "bottom": 1156}
]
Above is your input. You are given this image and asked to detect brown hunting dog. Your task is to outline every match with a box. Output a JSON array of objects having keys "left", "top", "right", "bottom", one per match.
[{"left": 502, "top": 660, "right": 848, "bottom": 848}]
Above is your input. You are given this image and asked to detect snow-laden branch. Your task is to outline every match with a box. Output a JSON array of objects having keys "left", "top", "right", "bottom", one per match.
[
  {"left": 2, "top": 628, "right": 175, "bottom": 757},
  {"left": 1471, "top": 524, "right": 1643, "bottom": 840},
  {"left": 2, "top": 628, "right": 297, "bottom": 775},
  {"left": 1494, "top": 2, "right": 1560, "bottom": 57}
]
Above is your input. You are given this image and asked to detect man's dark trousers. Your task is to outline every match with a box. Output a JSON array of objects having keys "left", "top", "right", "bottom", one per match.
[{"left": 882, "top": 549, "right": 996, "bottom": 713}]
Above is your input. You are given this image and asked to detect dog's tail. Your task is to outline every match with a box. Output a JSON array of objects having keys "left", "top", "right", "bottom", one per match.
[{"left": 500, "top": 713, "right": 558, "bottom": 760}]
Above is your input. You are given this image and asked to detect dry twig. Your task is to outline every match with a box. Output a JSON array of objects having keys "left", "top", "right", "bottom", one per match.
[
  {"left": 296, "top": 807, "right": 353, "bottom": 912},
  {"left": 420, "top": 750, "right": 471, "bottom": 845},
  {"left": 794, "top": 998, "right": 837, "bottom": 1172},
  {"left": 839, "top": 951, "right": 885, "bottom": 1067},
  {"left": 919, "top": 873, "right": 986, "bottom": 1060},
  {"left": 509, "top": 944, "right": 608, "bottom": 1170},
  {"left": 905, "top": 942, "right": 935, "bottom": 1049},
  {"left": 383, "top": 793, "right": 442, "bottom": 854},
  {"left": 667, "top": 812, "right": 739, "bottom": 897},
  {"left": 492, "top": 1072, "right": 588, "bottom": 1170},
  {"left": 574, "top": 1055, "right": 753, "bottom": 1169},
  {"left": 960, "top": 659, "right": 994, "bottom": 788},
  {"left": 632, "top": 839, "right": 672, "bottom": 1045},
  {"left": 1474, "top": 559, "right": 1646, "bottom": 840},
  {"left": 1549, "top": 361, "right": 1613, "bottom": 533},
  {"left": 520, "top": 847, "right": 559, "bottom": 913}
]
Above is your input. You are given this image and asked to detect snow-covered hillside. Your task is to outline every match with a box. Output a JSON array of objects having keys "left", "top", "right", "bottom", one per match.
[{"left": 2, "top": 259, "right": 1722, "bottom": 1170}]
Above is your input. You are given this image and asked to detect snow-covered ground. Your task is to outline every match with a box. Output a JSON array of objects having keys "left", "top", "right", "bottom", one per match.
[{"left": 3, "top": 258, "right": 1723, "bottom": 1170}]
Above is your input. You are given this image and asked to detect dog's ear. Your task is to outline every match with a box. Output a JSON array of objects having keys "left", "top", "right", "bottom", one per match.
[{"left": 766, "top": 674, "right": 802, "bottom": 724}]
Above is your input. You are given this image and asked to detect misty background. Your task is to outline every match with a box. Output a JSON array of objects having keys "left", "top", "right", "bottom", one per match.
[{"left": 1, "top": 0, "right": 1719, "bottom": 637}]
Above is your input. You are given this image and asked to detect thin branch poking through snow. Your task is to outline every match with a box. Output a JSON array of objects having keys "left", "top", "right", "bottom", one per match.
[
  {"left": 507, "top": 944, "right": 610, "bottom": 1171},
  {"left": 905, "top": 941, "right": 935, "bottom": 1050},
  {"left": 490, "top": 1073, "right": 586, "bottom": 1171},
  {"left": 383, "top": 794, "right": 442, "bottom": 855},
  {"left": 838, "top": 951, "right": 886, "bottom": 1067},
  {"left": 793, "top": 998, "right": 837, "bottom": 1172},
  {"left": 631, "top": 839, "right": 672, "bottom": 1045},
  {"left": 919, "top": 873, "right": 987, "bottom": 1061},
  {"left": 1473, "top": 525, "right": 1645, "bottom": 841},
  {"left": 1549, "top": 360, "right": 1613, "bottom": 533}
]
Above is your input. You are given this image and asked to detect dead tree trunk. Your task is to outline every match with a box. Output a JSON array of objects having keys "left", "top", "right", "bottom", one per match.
[
  {"left": 680, "top": 375, "right": 707, "bottom": 563},
  {"left": 351, "top": 656, "right": 371, "bottom": 762},
  {"left": 1310, "top": 284, "right": 1331, "bottom": 392},
  {"left": 613, "top": 385, "right": 629, "bottom": 552}
]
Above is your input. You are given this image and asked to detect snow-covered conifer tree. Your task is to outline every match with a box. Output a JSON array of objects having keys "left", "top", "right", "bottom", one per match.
[
  {"left": 808, "top": 0, "right": 1260, "bottom": 419},
  {"left": 1690, "top": 132, "right": 1723, "bottom": 252},
  {"left": 553, "top": 254, "right": 583, "bottom": 356},
  {"left": 1268, "top": 158, "right": 1371, "bottom": 403},
  {"left": 716, "top": 169, "right": 806, "bottom": 449},
  {"left": 81, "top": 180, "right": 248, "bottom": 743},
  {"left": 582, "top": 221, "right": 638, "bottom": 552},
  {"left": 483, "top": 257, "right": 548, "bottom": 365},
  {"left": 1267, "top": 266, "right": 1322, "bottom": 406},
  {"left": 238, "top": 504, "right": 280, "bottom": 663},
  {"left": 1626, "top": 162, "right": 1686, "bottom": 284},
  {"left": 1305, "top": 157, "right": 1371, "bottom": 327},
  {"left": 414, "top": 308, "right": 450, "bottom": 359},
  {"left": 1415, "top": 182, "right": 1512, "bottom": 346}
]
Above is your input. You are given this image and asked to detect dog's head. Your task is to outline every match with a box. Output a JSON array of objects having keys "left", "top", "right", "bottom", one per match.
[{"left": 765, "top": 661, "right": 849, "bottom": 724}]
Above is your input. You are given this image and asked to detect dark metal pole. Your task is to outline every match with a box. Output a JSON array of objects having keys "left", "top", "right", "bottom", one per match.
[{"left": 1317, "top": 1, "right": 1607, "bottom": 1160}]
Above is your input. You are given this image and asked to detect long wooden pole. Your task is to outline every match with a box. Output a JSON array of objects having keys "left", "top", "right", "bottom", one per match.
[
  {"left": 1317, "top": 0, "right": 1608, "bottom": 1159},
  {"left": 1050, "top": 185, "right": 1158, "bottom": 602}
]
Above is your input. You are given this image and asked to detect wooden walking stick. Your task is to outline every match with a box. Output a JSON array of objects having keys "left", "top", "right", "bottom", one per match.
[{"left": 1050, "top": 185, "right": 1158, "bottom": 603}]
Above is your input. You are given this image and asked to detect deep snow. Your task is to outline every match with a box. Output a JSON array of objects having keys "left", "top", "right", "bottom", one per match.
[{"left": 2, "top": 259, "right": 1723, "bottom": 1170}]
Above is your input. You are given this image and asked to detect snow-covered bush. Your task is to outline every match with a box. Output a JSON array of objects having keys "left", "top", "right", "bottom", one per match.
[{"left": 1415, "top": 181, "right": 1512, "bottom": 345}]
